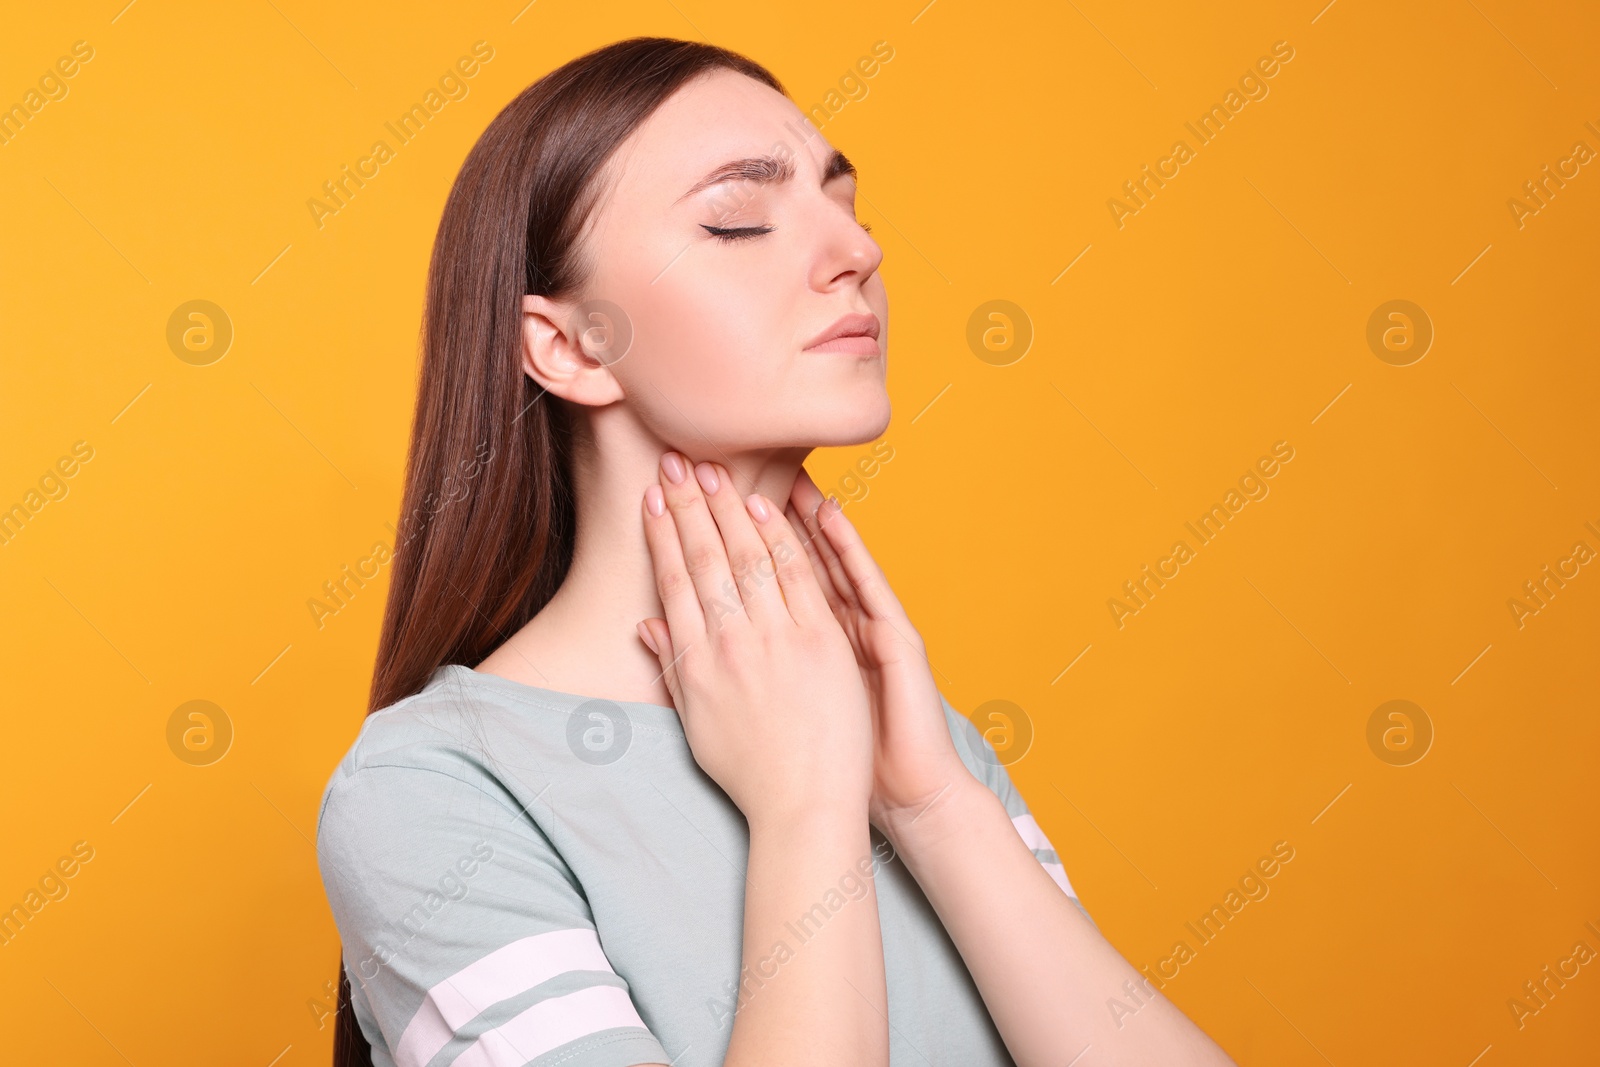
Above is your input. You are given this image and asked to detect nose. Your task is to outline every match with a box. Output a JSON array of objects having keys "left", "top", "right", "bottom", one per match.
[{"left": 810, "top": 201, "right": 883, "bottom": 291}]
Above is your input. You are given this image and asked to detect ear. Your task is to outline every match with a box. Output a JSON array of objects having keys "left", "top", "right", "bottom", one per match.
[{"left": 520, "top": 294, "right": 627, "bottom": 406}]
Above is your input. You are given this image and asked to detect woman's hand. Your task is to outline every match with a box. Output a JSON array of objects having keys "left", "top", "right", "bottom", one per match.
[
  {"left": 783, "top": 470, "right": 978, "bottom": 842},
  {"left": 636, "top": 453, "right": 876, "bottom": 831},
  {"left": 638, "top": 454, "right": 893, "bottom": 1066}
]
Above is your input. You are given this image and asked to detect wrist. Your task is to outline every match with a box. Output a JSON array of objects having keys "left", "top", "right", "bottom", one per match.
[
  {"left": 876, "top": 768, "right": 994, "bottom": 855},
  {"left": 745, "top": 795, "right": 869, "bottom": 840}
]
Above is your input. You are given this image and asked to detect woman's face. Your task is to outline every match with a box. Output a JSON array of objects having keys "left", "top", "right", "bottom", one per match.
[{"left": 528, "top": 68, "right": 890, "bottom": 453}]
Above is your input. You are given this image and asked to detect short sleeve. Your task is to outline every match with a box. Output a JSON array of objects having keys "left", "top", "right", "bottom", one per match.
[
  {"left": 316, "top": 761, "right": 671, "bottom": 1067},
  {"left": 938, "top": 693, "right": 1097, "bottom": 929}
]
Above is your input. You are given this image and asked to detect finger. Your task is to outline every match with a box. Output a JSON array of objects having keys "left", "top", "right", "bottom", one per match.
[
  {"left": 744, "top": 490, "right": 832, "bottom": 625},
  {"left": 636, "top": 618, "right": 683, "bottom": 710},
  {"left": 814, "top": 496, "right": 910, "bottom": 623},
  {"left": 641, "top": 479, "right": 706, "bottom": 642},
  {"left": 693, "top": 461, "right": 786, "bottom": 625},
  {"left": 657, "top": 451, "right": 744, "bottom": 634},
  {"left": 789, "top": 468, "right": 856, "bottom": 606},
  {"left": 782, "top": 496, "right": 815, "bottom": 553},
  {"left": 792, "top": 481, "right": 859, "bottom": 613},
  {"left": 785, "top": 499, "right": 848, "bottom": 617},
  {"left": 787, "top": 464, "right": 830, "bottom": 527}
]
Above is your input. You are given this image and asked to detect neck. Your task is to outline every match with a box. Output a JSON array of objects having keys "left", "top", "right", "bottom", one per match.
[{"left": 478, "top": 411, "right": 811, "bottom": 708}]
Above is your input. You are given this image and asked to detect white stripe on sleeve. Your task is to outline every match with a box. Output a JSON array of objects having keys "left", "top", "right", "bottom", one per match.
[
  {"left": 1012, "top": 814, "right": 1079, "bottom": 899},
  {"left": 1039, "top": 860, "right": 1079, "bottom": 899},
  {"left": 449, "top": 984, "right": 648, "bottom": 1067},
  {"left": 1011, "top": 813, "right": 1053, "bottom": 852},
  {"left": 395, "top": 927, "right": 624, "bottom": 1067}
]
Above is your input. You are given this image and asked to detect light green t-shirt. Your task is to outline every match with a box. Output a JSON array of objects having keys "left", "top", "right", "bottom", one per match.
[{"left": 316, "top": 664, "right": 1090, "bottom": 1067}]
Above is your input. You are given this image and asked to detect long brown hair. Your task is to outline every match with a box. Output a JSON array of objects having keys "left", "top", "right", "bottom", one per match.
[{"left": 330, "top": 36, "right": 786, "bottom": 1065}]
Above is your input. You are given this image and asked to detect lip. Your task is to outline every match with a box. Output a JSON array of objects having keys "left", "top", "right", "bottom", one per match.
[{"left": 804, "top": 312, "right": 881, "bottom": 355}]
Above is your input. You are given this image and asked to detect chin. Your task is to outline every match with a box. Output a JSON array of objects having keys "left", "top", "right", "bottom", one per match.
[{"left": 809, "top": 388, "right": 892, "bottom": 447}]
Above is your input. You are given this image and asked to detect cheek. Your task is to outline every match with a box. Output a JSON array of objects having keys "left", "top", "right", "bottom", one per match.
[{"left": 635, "top": 261, "right": 790, "bottom": 394}]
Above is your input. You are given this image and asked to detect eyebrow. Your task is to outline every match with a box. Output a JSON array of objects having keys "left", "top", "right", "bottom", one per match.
[{"left": 676, "top": 149, "right": 857, "bottom": 204}]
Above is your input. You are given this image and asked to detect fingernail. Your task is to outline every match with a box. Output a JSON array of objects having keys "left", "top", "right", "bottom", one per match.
[
  {"left": 745, "top": 493, "right": 770, "bottom": 522},
  {"left": 661, "top": 452, "right": 687, "bottom": 483},
  {"left": 645, "top": 484, "right": 665, "bottom": 516},
  {"left": 695, "top": 462, "right": 719, "bottom": 494},
  {"left": 637, "top": 621, "right": 659, "bottom": 655}
]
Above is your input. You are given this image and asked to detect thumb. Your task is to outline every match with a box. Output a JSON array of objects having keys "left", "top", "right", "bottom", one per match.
[{"left": 636, "top": 619, "right": 681, "bottom": 707}]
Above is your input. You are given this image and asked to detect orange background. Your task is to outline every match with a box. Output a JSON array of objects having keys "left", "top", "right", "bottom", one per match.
[{"left": 2, "top": 2, "right": 1596, "bottom": 1064}]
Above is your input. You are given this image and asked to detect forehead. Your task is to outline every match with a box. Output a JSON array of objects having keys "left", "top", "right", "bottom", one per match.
[{"left": 602, "top": 68, "right": 833, "bottom": 207}]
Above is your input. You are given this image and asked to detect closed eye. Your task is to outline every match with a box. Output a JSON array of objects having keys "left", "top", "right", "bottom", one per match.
[
  {"left": 702, "top": 224, "right": 774, "bottom": 242},
  {"left": 701, "top": 219, "right": 871, "bottom": 241}
]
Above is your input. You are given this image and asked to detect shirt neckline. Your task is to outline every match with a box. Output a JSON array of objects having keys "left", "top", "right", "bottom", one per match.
[{"left": 430, "top": 663, "right": 686, "bottom": 734}]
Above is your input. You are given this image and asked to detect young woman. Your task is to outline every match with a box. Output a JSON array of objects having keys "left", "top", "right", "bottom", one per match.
[{"left": 316, "top": 36, "right": 1236, "bottom": 1067}]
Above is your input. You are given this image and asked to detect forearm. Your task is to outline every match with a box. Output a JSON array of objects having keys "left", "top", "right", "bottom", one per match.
[
  {"left": 721, "top": 810, "right": 890, "bottom": 1067},
  {"left": 883, "top": 777, "right": 1234, "bottom": 1067}
]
